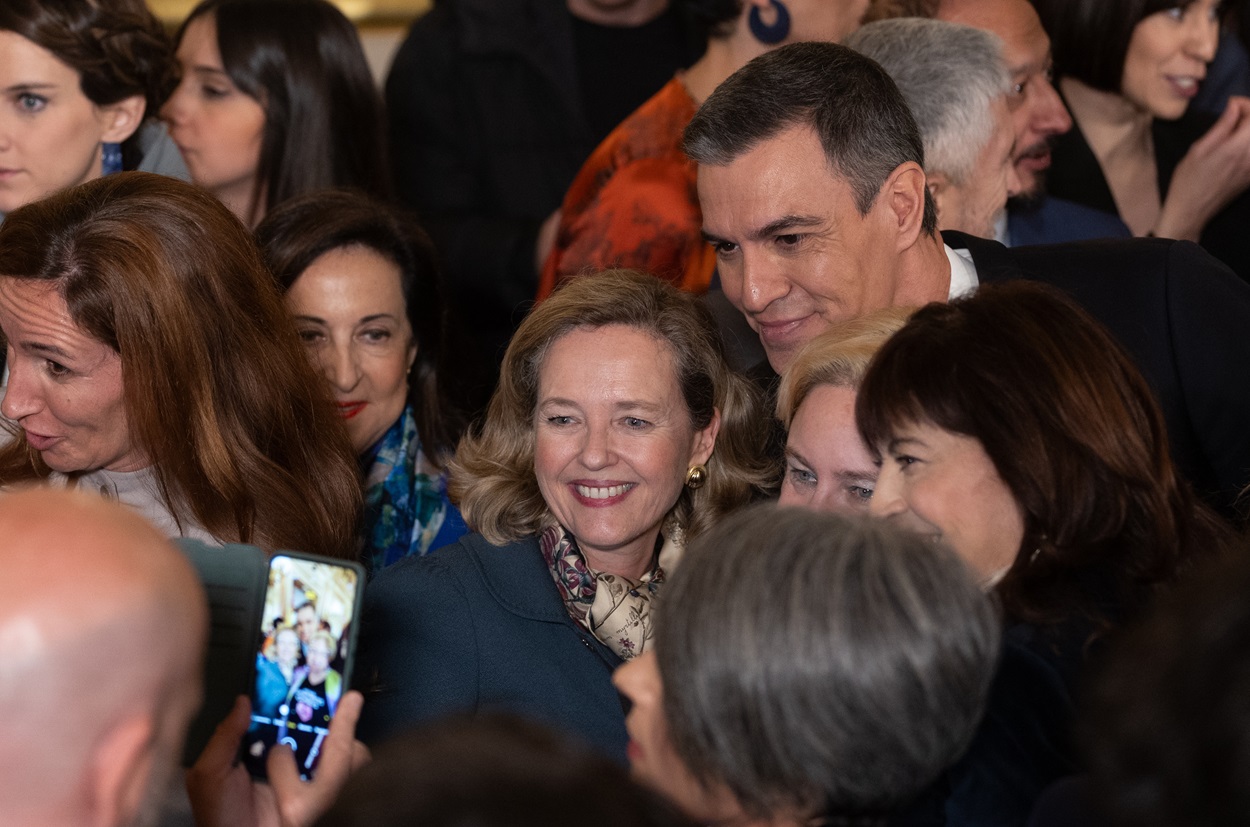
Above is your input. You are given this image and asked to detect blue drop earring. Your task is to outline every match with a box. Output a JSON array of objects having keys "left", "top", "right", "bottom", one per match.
[
  {"left": 102, "top": 142, "right": 123, "bottom": 175},
  {"left": 748, "top": 0, "right": 791, "bottom": 45}
]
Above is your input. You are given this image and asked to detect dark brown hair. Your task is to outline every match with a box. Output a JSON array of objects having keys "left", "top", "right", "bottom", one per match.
[
  {"left": 0, "top": 172, "right": 361, "bottom": 559},
  {"left": 256, "top": 190, "right": 467, "bottom": 462},
  {"left": 856, "top": 281, "right": 1229, "bottom": 628},
  {"left": 316, "top": 713, "right": 697, "bottom": 827},
  {"left": 176, "top": 0, "right": 391, "bottom": 225},
  {"left": 0, "top": 0, "right": 174, "bottom": 167}
]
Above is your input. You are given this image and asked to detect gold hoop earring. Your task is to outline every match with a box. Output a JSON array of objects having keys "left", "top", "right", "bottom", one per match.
[{"left": 685, "top": 464, "right": 708, "bottom": 489}]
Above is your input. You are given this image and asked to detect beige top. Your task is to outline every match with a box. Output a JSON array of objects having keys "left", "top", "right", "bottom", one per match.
[{"left": 47, "top": 467, "right": 220, "bottom": 545}]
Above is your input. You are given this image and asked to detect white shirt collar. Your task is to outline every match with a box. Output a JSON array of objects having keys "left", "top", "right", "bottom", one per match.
[{"left": 944, "top": 243, "right": 979, "bottom": 299}]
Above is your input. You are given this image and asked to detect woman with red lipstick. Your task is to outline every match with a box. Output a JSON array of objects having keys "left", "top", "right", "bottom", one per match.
[
  {"left": 612, "top": 505, "right": 1000, "bottom": 826},
  {"left": 1035, "top": 0, "right": 1250, "bottom": 281},
  {"left": 0, "top": 0, "right": 186, "bottom": 222},
  {"left": 0, "top": 172, "right": 360, "bottom": 559},
  {"left": 353, "top": 270, "right": 772, "bottom": 761},
  {"left": 258, "top": 191, "right": 472, "bottom": 573}
]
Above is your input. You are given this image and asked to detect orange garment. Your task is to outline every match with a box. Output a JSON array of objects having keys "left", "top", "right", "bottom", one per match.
[{"left": 537, "top": 76, "right": 716, "bottom": 299}]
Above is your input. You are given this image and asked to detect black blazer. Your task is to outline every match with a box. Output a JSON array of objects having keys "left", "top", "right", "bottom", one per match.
[{"left": 944, "top": 230, "right": 1250, "bottom": 516}]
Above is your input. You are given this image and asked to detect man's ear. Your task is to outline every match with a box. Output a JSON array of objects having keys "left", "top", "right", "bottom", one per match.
[
  {"left": 98, "top": 94, "right": 147, "bottom": 144},
  {"left": 86, "top": 713, "right": 157, "bottom": 827},
  {"left": 881, "top": 161, "right": 930, "bottom": 251}
]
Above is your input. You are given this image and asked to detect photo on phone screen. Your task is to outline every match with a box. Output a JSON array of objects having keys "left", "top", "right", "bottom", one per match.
[{"left": 241, "top": 552, "right": 363, "bottom": 781}]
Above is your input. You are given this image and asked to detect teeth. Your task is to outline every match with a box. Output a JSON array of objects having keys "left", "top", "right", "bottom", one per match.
[
  {"left": 1172, "top": 77, "right": 1197, "bottom": 89},
  {"left": 575, "top": 484, "right": 632, "bottom": 499}
]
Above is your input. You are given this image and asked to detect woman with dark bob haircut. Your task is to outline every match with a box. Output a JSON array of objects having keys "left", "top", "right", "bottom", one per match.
[
  {"left": 0, "top": 0, "right": 185, "bottom": 218},
  {"left": 354, "top": 270, "right": 773, "bottom": 760},
  {"left": 257, "top": 191, "right": 472, "bottom": 571},
  {"left": 614, "top": 504, "right": 1001, "bottom": 826},
  {"left": 1033, "top": 0, "right": 1250, "bottom": 281},
  {"left": 856, "top": 280, "right": 1232, "bottom": 823},
  {"left": 162, "top": 0, "right": 389, "bottom": 226},
  {"left": 0, "top": 172, "right": 360, "bottom": 559}
]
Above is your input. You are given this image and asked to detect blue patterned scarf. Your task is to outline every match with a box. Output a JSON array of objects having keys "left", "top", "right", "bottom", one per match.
[{"left": 361, "top": 405, "right": 463, "bottom": 572}]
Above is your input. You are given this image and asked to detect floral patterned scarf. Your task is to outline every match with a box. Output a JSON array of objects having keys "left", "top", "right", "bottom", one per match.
[{"left": 539, "top": 523, "right": 681, "bottom": 660}]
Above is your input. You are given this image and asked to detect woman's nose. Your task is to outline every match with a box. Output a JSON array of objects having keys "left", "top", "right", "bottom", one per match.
[
  {"left": 0, "top": 357, "right": 41, "bottom": 421},
  {"left": 578, "top": 421, "right": 616, "bottom": 469},
  {"left": 867, "top": 466, "right": 907, "bottom": 519},
  {"left": 322, "top": 343, "right": 361, "bottom": 392},
  {"left": 160, "top": 82, "right": 190, "bottom": 125}
]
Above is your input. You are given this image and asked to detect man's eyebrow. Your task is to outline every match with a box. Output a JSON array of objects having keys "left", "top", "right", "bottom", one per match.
[
  {"left": 751, "top": 215, "right": 825, "bottom": 241},
  {"left": 701, "top": 214, "right": 825, "bottom": 246}
]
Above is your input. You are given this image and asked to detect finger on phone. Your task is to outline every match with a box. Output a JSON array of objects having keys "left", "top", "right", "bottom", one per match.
[{"left": 193, "top": 695, "right": 251, "bottom": 771}]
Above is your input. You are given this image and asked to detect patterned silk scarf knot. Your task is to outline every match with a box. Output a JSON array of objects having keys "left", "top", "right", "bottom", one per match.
[
  {"left": 361, "top": 405, "right": 450, "bottom": 571},
  {"left": 540, "top": 524, "right": 681, "bottom": 660}
]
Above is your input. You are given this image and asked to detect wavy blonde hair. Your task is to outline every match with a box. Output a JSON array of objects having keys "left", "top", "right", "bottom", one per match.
[
  {"left": 775, "top": 307, "right": 914, "bottom": 428},
  {"left": 450, "top": 270, "right": 772, "bottom": 545}
]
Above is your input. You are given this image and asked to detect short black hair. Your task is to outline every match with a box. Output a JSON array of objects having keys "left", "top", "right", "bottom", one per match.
[
  {"left": 1033, "top": 0, "right": 1227, "bottom": 93},
  {"left": 683, "top": 41, "right": 937, "bottom": 234}
]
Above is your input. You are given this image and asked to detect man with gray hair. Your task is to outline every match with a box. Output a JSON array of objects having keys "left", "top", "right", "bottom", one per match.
[
  {"left": 0, "top": 488, "right": 209, "bottom": 827},
  {"left": 684, "top": 41, "right": 1250, "bottom": 515},
  {"left": 846, "top": 18, "right": 1020, "bottom": 238}
]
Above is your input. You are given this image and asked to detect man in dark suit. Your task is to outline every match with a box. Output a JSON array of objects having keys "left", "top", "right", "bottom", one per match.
[{"left": 685, "top": 41, "right": 1250, "bottom": 514}]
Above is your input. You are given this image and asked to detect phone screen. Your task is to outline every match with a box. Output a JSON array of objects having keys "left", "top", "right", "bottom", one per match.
[{"left": 241, "top": 553, "right": 363, "bottom": 781}]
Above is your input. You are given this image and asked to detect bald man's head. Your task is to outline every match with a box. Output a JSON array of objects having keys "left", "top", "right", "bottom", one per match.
[{"left": 0, "top": 488, "right": 209, "bottom": 827}]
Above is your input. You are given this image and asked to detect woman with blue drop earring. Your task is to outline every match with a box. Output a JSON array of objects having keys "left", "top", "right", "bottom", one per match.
[
  {"left": 538, "top": 0, "right": 871, "bottom": 302},
  {"left": 0, "top": 0, "right": 187, "bottom": 224}
]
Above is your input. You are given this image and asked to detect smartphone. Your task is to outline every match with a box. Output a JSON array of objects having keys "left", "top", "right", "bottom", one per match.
[{"left": 240, "top": 552, "right": 365, "bottom": 781}]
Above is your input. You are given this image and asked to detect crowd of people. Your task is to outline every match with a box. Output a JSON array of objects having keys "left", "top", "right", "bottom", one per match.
[{"left": 3, "top": 0, "right": 1250, "bottom": 826}]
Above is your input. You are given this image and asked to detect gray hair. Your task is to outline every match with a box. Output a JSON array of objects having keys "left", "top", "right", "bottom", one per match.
[
  {"left": 683, "top": 41, "right": 938, "bottom": 235},
  {"left": 846, "top": 19, "right": 1010, "bottom": 186},
  {"left": 655, "top": 503, "right": 1001, "bottom": 820}
]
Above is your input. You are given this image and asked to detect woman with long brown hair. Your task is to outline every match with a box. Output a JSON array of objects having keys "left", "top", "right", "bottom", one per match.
[{"left": 0, "top": 172, "right": 360, "bottom": 558}]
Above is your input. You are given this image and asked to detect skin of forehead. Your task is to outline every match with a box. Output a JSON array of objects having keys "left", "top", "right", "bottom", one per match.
[{"left": 937, "top": 0, "right": 1042, "bottom": 54}]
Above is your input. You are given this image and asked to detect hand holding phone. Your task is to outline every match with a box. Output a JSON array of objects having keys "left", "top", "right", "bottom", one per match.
[
  {"left": 242, "top": 553, "right": 364, "bottom": 781},
  {"left": 186, "top": 692, "right": 370, "bottom": 827}
]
